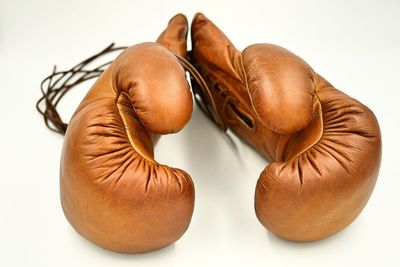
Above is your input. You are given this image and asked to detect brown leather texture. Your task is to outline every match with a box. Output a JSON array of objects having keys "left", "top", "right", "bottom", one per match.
[
  {"left": 189, "top": 13, "right": 382, "bottom": 241},
  {"left": 60, "top": 14, "right": 195, "bottom": 253}
]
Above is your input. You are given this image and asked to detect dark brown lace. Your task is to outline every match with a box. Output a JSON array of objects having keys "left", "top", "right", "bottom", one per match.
[
  {"left": 36, "top": 44, "right": 225, "bottom": 135},
  {"left": 36, "top": 43, "right": 127, "bottom": 135}
]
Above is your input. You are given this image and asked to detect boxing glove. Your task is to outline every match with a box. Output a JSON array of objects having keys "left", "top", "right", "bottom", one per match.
[
  {"left": 60, "top": 14, "right": 195, "bottom": 253},
  {"left": 189, "top": 13, "right": 381, "bottom": 241}
]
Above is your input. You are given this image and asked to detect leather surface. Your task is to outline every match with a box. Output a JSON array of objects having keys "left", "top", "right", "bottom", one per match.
[
  {"left": 189, "top": 13, "right": 381, "bottom": 241},
  {"left": 60, "top": 14, "right": 194, "bottom": 253}
]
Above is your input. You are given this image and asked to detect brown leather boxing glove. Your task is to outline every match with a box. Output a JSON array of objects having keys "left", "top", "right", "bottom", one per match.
[
  {"left": 189, "top": 13, "right": 381, "bottom": 241},
  {"left": 54, "top": 14, "right": 195, "bottom": 253}
]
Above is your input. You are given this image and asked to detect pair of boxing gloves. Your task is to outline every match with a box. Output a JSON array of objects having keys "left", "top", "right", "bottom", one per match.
[{"left": 57, "top": 13, "right": 381, "bottom": 253}]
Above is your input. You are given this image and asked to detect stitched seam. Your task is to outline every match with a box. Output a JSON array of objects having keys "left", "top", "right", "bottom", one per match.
[{"left": 116, "top": 92, "right": 155, "bottom": 163}]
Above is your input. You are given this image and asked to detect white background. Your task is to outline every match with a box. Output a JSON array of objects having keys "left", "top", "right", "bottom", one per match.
[{"left": 1, "top": 0, "right": 400, "bottom": 266}]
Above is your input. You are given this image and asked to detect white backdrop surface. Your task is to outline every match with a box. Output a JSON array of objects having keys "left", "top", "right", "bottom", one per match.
[{"left": 1, "top": 0, "right": 399, "bottom": 266}]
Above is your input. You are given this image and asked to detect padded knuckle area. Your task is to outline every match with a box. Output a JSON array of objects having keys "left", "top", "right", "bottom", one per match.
[
  {"left": 113, "top": 42, "right": 193, "bottom": 134},
  {"left": 242, "top": 44, "right": 316, "bottom": 134}
]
